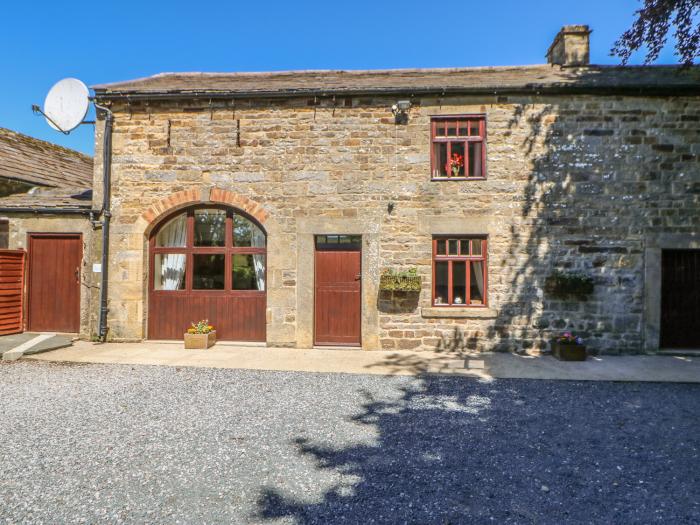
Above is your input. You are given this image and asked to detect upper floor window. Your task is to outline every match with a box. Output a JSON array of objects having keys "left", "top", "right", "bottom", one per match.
[{"left": 431, "top": 116, "right": 486, "bottom": 180}]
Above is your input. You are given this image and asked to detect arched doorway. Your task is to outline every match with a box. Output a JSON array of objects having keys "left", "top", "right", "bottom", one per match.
[{"left": 148, "top": 205, "right": 266, "bottom": 341}]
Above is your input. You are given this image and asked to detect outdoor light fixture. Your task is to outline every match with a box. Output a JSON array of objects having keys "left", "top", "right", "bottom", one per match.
[{"left": 391, "top": 100, "right": 411, "bottom": 124}]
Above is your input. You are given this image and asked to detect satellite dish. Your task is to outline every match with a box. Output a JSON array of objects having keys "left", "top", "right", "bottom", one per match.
[{"left": 43, "top": 78, "right": 89, "bottom": 133}]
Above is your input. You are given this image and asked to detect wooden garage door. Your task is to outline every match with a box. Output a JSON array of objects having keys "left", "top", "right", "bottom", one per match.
[
  {"left": 28, "top": 234, "right": 82, "bottom": 333},
  {"left": 314, "top": 235, "right": 361, "bottom": 346},
  {"left": 0, "top": 250, "right": 26, "bottom": 335},
  {"left": 148, "top": 207, "right": 266, "bottom": 341},
  {"left": 660, "top": 249, "right": 700, "bottom": 349}
]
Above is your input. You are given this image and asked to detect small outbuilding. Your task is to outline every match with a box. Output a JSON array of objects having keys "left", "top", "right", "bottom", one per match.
[{"left": 0, "top": 127, "right": 94, "bottom": 336}]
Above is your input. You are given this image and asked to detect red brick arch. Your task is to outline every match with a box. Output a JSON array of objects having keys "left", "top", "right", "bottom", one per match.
[{"left": 140, "top": 187, "right": 269, "bottom": 229}]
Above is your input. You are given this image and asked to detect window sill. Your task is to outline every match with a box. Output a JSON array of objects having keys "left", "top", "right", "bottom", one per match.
[
  {"left": 431, "top": 177, "right": 487, "bottom": 182},
  {"left": 421, "top": 306, "right": 497, "bottom": 319}
]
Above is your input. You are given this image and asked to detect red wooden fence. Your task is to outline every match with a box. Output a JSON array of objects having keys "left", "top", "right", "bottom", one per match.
[{"left": 0, "top": 249, "right": 25, "bottom": 335}]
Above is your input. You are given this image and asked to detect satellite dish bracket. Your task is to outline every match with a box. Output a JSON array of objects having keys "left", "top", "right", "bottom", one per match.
[{"left": 31, "top": 104, "right": 71, "bottom": 135}]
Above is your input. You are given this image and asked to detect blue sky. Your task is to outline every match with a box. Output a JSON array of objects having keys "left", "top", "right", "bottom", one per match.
[{"left": 0, "top": 0, "right": 681, "bottom": 155}]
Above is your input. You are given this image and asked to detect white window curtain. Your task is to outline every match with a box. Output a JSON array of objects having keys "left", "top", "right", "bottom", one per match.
[
  {"left": 157, "top": 213, "right": 187, "bottom": 247},
  {"left": 157, "top": 214, "right": 187, "bottom": 290},
  {"left": 471, "top": 261, "right": 484, "bottom": 301},
  {"left": 161, "top": 254, "right": 186, "bottom": 290},
  {"left": 252, "top": 227, "right": 266, "bottom": 291}
]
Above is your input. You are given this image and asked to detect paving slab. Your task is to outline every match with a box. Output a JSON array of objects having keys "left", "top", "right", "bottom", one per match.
[
  {"left": 22, "top": 334, "right": 74, "bottom": 355},
  {"left": 0, "top": 333, "right": 37, "bottom": 355},
  {"left": 1, "top": 333, "right": 75, "bottom": 361},
  {"left": 24, "top": 341, "right": 700, "bottom": 382}
]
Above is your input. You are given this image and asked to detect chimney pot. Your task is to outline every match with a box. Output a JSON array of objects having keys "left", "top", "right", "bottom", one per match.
[{"left": 546, "top": 25, "right": 591, "bottom": 67}]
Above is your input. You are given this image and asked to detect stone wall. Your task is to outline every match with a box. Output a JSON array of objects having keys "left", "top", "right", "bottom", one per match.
[
  {"left": 0, "top": 213, "right": 95, "bottom": 338},
  {"left": 94, "top": 93, "right": 700, "bottom": 353}
]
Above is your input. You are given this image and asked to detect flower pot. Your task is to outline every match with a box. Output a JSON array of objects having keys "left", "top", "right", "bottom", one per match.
[
  {"left": 379, "top": 273, "right": 422, "bottom": 292},
  {"left": 184, "top": 331, "right": 216, "bottom": 349},
  {"left": 551, "top": 341, "right": 587, "bottom": 361}
]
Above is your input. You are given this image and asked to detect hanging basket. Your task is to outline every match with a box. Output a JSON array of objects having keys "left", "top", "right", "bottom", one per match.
[{"left": 380, "top": 269, "right": 422, "bottom": 292}]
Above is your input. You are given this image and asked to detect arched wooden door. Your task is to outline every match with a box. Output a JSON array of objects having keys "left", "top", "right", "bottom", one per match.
[{"left": 148, "top": 206, "right": 266, "bottom": 341}]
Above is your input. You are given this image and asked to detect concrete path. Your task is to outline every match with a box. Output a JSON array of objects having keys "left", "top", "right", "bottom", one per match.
[
  {"left": 1, "top": 333, "right": 74, "bottom": 361},
  {"left": 23, "top": 340, "right": 700, "bottom": 382}
]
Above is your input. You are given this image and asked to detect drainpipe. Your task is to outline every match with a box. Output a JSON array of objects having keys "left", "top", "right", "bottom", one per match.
[{"left": 95, "top": 104, "right": 113, "bottom": 342}]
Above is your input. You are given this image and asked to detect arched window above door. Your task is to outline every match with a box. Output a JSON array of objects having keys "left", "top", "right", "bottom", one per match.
[{"left": 150, "top": 206, "right": 266, "bottom": 292}]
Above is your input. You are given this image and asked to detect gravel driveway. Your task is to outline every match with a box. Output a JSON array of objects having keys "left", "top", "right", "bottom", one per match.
[{"left": 1, "top": 360, "right": 698, "bottom": 524}]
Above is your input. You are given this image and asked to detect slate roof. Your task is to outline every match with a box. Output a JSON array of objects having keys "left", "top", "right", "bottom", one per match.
[
  {"left": 0, "top": 127, "right": 93, "bottom": 188},
  {"left": 0, "top": 127, "right": 93, "bottom": 212},
  {"left": 0, "top": 187, "right": 92, "bottom": 211},
  {"left": 92, "top": 64, "right": 700, "bottom": 99}
]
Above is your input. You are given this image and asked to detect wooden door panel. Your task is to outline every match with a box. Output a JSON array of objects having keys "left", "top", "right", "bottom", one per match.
[
  {"left": 661, "top": 249, "right": 700, "bottom": 349},
  {"left": 28, "top": 235, "right": 81, "bottom": 333},
  {"left": 148, "top": 293, "right": 265, "bottom": 341},
  {"left": 314, "top": 249, "right": 361, "bottom": 346}
]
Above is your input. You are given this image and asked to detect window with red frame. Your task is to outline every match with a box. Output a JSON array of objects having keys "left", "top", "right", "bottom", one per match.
[
  {"left": 433, "top": 237, "right": 487, "bottom": 306},
  {"left": 431, "top": 116, "right": 486, "bottom": 179}
]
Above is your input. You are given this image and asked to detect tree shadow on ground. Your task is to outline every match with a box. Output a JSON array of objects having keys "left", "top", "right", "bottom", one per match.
[{"left": 256, "top": 376, "right": 700, "bottom": 524}]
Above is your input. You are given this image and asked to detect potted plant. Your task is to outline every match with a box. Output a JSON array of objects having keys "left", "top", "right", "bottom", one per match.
[
  {"left": 379, "top": 268, "right": 422, "bottom": 292},
  {"left": 551, "top": 332, "right": 587, "bottom": 361},
  {"left": 184, "top": 320, "right": 216, "bottom": 349},
  {"left": 544, "top": 270, "right": 594, "bottom": 301}
]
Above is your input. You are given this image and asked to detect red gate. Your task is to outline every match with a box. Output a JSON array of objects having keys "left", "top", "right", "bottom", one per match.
[{"left": 0, "top": 249, "right": 26, "bottom": 335}]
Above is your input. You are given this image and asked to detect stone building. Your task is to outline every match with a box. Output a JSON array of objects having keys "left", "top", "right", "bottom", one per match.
[
  {"left": 0, "top": 127, "right": 94, "bottom": 336},
  {"left": 87, "top": 25, "right": 700, "bottom": 353}
]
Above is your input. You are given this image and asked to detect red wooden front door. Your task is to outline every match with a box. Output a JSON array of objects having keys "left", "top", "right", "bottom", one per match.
[
  {"left": 314, "top": 236, "right": 361, "bottom": 346},
  {"left": 27, "top": 234, "right": 82, "bottom": 333},
  {"left": 661, "top": 249, "right": 700, "bottom": 349}
]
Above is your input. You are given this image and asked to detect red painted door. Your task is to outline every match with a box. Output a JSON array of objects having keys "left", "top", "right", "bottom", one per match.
[
  {"left": 147, "top": 207, "right": 267, "bottom": 341},
  {"left": 314, "top": 237, "right": 361, "bottom": 346},
  {"left": 661, "top": 249, "right": 700, "bottom": 349},
  {"left": 28, "top": 234, "right": 82, "bottom": 333}
]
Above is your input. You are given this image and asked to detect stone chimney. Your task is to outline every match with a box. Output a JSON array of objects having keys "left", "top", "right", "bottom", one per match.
[{"left": 546, "top": 25, "right": 591, "bottom": 67}]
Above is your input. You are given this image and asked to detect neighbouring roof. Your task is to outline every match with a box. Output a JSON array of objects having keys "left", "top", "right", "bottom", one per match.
[
  {"left": 0, "top": 127, "right": 93, "bottom": 189},
  {"left": 0, "top": 186, "right": 92, "bottom": 212},
  {"left": 92, "top": 64, "right": 700, "bottom": 99}
]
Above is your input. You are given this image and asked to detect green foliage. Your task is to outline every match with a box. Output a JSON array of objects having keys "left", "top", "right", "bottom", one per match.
[
  {"left": 612, "top": 0, "right": 700, "bottom": 66},
  {"left": 188, "top": 319, "right": 214, "bottom": 334},
  {"left": 380, "top": 267, "right": 421, "bottom": 292},
  {"left": 545, "top": 270, "right": 594, "bottom": 300}
]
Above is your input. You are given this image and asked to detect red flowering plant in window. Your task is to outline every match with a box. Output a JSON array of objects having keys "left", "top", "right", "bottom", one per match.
[
  {"left": 431, "top": 116, "right": 486, "bottom": 179},
  {"left": 449, "top": 153, "right": 464, "bottom": 178}
]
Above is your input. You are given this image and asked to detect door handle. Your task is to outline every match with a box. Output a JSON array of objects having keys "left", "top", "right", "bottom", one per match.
[
  {"left": 75, "top": 267, "right": 80, "bottom": 283},
  {"left": 355, "top": 273, "right": 361, "bottom": 281}
]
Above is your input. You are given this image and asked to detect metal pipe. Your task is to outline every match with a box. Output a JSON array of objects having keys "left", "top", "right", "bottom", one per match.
[
  {"left": 0, "top": 207, "right": 92, "bottom": 215},
  {"left": 95, "top": 103, "right": 113, "bottom": 342}
]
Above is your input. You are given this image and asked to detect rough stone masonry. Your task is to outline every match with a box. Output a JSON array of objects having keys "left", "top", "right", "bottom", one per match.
[{"left": 91, "top": 29, "right": 700, "bottom": 354}]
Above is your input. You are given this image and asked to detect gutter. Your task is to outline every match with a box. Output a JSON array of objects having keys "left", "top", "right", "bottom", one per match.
[
  {"left": 95, "top": 104, "right": 113, "bottom": 342},
  {"left": 92, "top": 84, "right": 700, "bottom": 101},
  {"left": 0, "top": 207, "right": 92, "bottom": 215}
]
